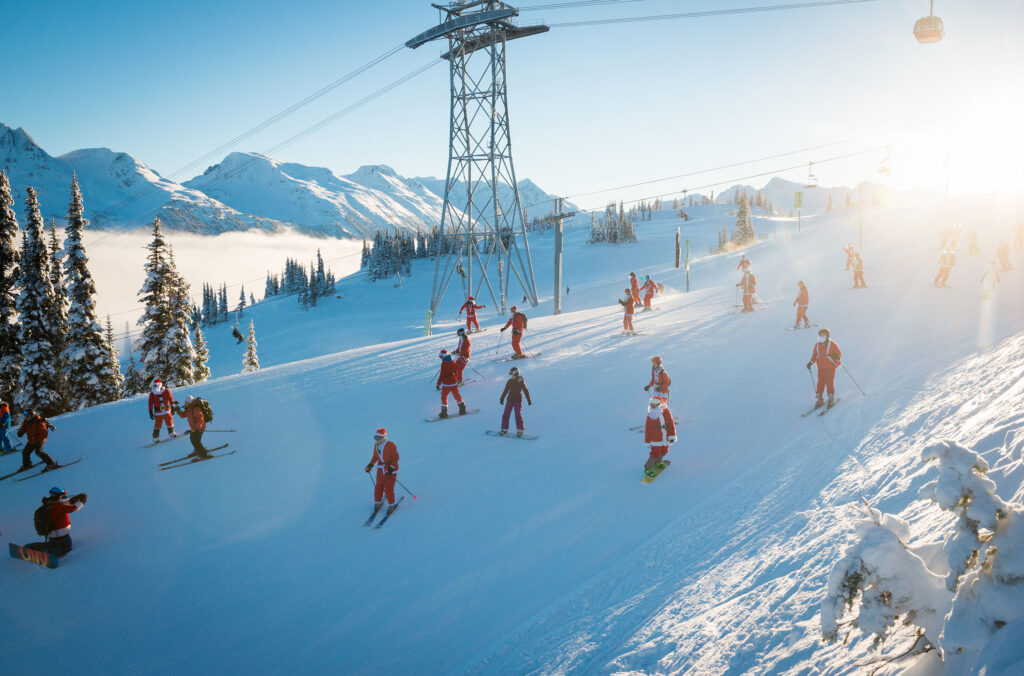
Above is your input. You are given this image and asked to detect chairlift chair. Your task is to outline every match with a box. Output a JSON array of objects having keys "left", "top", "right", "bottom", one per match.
[
  {"left": 914, "top": 0, "right": 944, "bottom": 43},
  {"left": 804, "top": 162, "right": 819, "bottom": 189}
]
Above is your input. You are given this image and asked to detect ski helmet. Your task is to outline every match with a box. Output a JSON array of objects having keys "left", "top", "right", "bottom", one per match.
[
  {"left": 508, "top": 367, "right": 519, "bottom": 377},
  {"left": 649, "top": 397, "right": 663, "bottom": 407},
  {"left": 49, "top": 486, "right": 66, "bottom": 498},
  {"left": 185, "top": 395, "right": 195, "bottom": 405},
  {"left": 374, "top": 428, "right": 387, "bottom": 439},
  {"left": 457, "top": 328, "right": 466, "bottom": 336}
]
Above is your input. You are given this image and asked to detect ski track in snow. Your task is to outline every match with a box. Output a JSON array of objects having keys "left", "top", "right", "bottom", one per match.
[{"left": 1, "top": 199, "right": 1023, "bottom": 675}]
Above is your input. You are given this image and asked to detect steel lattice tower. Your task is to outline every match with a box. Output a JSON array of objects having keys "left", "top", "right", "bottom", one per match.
[{"left": 407, "top": 2, "right": 548, "bottom": 315}]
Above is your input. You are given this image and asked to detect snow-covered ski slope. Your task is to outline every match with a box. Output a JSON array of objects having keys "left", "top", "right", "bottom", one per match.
[{"left": 2, "top": 197, "right": 1023, "bottom": 675}]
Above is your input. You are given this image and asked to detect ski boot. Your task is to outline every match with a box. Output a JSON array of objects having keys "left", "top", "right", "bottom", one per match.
[
  {"left": 827, "top": 394, "right": 836, "bottom": 409},
  {"left": 385, "top": 503, "right": 398, "bottom": 516},
  {"left": 370, "top": 502, "right": 383, "bottom": 519},
  {"left": 516, "top": 430, "right": 524, "bottom": 438},
  {"left": 458, "top": 402, "right": 467, "bottom": 416},
  {"left": 499, "top": 429, "right": 508, "bottom": 436},
  {"left": 438, "top": 406, "right": 448, "bottom": 419},
  {"left": 813, "top": 396, "right": 824, "bottom": 410}
]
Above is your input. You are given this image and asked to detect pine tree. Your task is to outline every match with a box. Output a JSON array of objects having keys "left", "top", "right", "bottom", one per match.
[
  {"left": 61, "top": 174, "right": 117, "bottom": 409},
  {"left": 731, "top": 193, "right": 755, "bottom": 246},
  {"left": 16, "top": 187, "right": 63, "bottom": 415},
  {"left": 218, "top": 284, "right": 228, "bottom": 322},
  {"left": 0, "top": 171, "right": 21, "bottom": 407},
  {"left": 242, "top": 319, "right": 259, "bottom": 373},
  {"left": 265, "top": 272, "right": 275, "bottom": 299},
  {"left": 123, "top": 352, "right": 145, "bottom": 396},
  {"left": 163, "top": 248, "right": 196, "bottom": 386},
  {"left": 100, "top": 315, "right": 124, "bottom": 402},
  {"left": 192, "top": 324, "right": 211, "bottom": 382},
  {"left": 135, "top": 217, "right": 171, "bottom": 386},
  {"left": 237, "top": 284, "right": 246, "bottom": 316}
]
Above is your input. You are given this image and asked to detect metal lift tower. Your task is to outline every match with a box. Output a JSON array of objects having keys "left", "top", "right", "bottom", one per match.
[{"left": 407, "top": 2, "right": 548, "bottom": 316}]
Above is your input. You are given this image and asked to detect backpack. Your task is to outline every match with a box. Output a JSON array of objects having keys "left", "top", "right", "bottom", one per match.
[
  {"left": 197, "top": 398, "right": 213, "bottom": 423},
  {"left": 518, "top": 312, "right": 528, "bottom": 330},
  {"left": 34, "top": 500, "right": 55, "bottom": 536}
]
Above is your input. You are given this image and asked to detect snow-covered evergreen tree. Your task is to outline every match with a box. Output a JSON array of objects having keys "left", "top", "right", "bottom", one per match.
[
  {"left": 218, "top": 284, "right": 228, "bottom": 322},
  {"left": 192, "top": 324, "right": 211, "bottom": 382},
  {"left": 237, "top": 284, "right": 246, "bottom": 316},
  {"left": 47, "top": 218, "right": 68, "bottom": 352},
  {"left": 16, "top": 187, "right": 63, "bottom": 415},
  {"left": 163, "top": 248, "right": 196, "bottom": 386},
  {"left": 0, "top": 171, "right": 21, "bottom": 407},
  {"left": 242, "top": 319, "right": 259, "bottom": 373},
  {"left": 123, "top": 351, "right": 145, "bottom": 396},
  {"left": 100, "top": 314, "right": 124, "bottom": 401},
  {"left": 61, "top": 174, "right": 119, "bottom": 409},
  {"left": 731, "top": 193, "right": 755, "bottom": 246}
]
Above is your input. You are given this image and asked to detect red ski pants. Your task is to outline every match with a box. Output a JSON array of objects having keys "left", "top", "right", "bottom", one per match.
[
  {"left": 374, "top": 470, "right": 396, "bottom": 505},
  {"left": 623, "top": 314, "right": 634, "bottom": 331},
  {"left": 465, "top": 315, "right": 479, "bottom": 331},
  {"left": 441, "top": 384, "right": 463, "bottom": 405},
  {"left": 934, "top": 267, "right": 951, "bottom": 286},
  {"left": 648, "top": 445, "right": 669, "bottom": 461},
  {"left": 816, "top": 366, "right": 837, "bottom": 396},
  {"left": 742, "top": 294, "right": 754, "bottom": 311},
  {"left": 511, "top": 330, "right": 523, "bottom": 356},
  {"left": 153, "top": 412, "right": 174, "bottom": 433},
  {"left": 456, "top": 356, "right": 468, "bottom": 380},
  {"left": 853, "top": 271, "right": 865, "bottom": 287},
  {"left": 795, "top": 305, "right": 808, "bottom": 325},
  {"left": 632, "top": 291, "right": 641, "bottom": 305},
  {"left": 643, "top": 293, "right": 654, "bottom": 308}
]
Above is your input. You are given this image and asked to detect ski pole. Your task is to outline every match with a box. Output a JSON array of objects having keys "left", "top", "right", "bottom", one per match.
[
  {"left": 395, "top": 477, "right": 417, "bottom": 500},
  {"left": 469, "top": 365, "right": 486, "bottom": 380},
  {"left": 808, "top": 367, "right": 817, "bottom": 394},
  {"left": 495, "top": 330, "right": 505, "bottom": 354},
  {"left": 429, "top": 366, "right": 440, "bottom": 383},
  {"left": 369, "top": 472, "right": 376, "bottom": 488},
  {"left": 842, "top": 364, "right": 866, "bottom": 396}
]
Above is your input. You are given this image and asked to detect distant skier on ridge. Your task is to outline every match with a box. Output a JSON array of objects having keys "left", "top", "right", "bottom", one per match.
[
  {"left": 500, "top": 305, "right": 528, "bottom": 358},
  {"left": 436, "top": 349, "right": 468, "bottom": 418},
  {"left": 806, "top": 328, "right": 842, "bottom": 410}
]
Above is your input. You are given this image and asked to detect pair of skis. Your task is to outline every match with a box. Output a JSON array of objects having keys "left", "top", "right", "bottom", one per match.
[
  {"left": 2, "top": 458, "right": 83, "bottom": 482},
  {"left": 494, "top": 352, "right": 541, "bottom": 363},
  {"left": 801, "top": 399, "right": 841, "bottom": 417},
  {"left": 158, "top": 445, "right": 233, "bottom": 470},
  {"left": 141, "top": 429, "right": 235, "bottom": 449},
  {"left": 364, "top": 496, "right": 405, "bottom": 529}
]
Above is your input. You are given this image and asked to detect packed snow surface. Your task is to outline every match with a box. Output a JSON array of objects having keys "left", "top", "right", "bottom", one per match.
[{"left": 1, "top": 196, "right": 1023, "bottom": 675}]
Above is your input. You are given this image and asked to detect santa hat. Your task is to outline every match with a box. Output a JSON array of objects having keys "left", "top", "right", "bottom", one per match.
[{"left": 374, "top": 428, "right": 387, "bottom": 438}]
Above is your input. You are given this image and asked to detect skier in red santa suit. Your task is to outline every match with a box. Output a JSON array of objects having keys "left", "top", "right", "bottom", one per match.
[
  {"left": 454, "top": 328, "right": 471, "bottom": 384},
  {"left": 618, "top": 288, "right": 636, "bottom": 335},
  {"left": 147, "top": 378, "right": 176, "bottom": 440},
  {"left": 500, "top": 306, "right": 527, "bottom": 358},
  {"left": 644, "top": 356, "right": 671, "bottom": 402},
  {"left": 793, "top": 281, "right": 810, "bottom": 328},
  {"left": 629, "top": 272, "right": 641, "bottom": 306},
  {"left": 806, "top": 327, "right": 842, "bottom": 409},
  {"left": 737, "top": 271, "right": 756, "bottom": 312},
  {"left": 643, "top": 397, "right": 677, "bottom": 471},
  {"left": 436, "top": 350, "right": 468, "bottom": 418},
  {"left": 364, "top": 428, "right": 400, "bottom": 518},
  {"left": 459, "top": 296, "right": 486, "bottom": 332},
  {"left": 641, "top": 275, "right": 658, "bottom": 309},
  {"left": 737, "top": 254, "right": 751, "bottom": 273}
]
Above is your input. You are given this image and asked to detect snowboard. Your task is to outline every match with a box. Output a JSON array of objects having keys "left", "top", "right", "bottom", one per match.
[
  {"left": 141, "top": 433, "right": 186, "bottom": 449},
  {"left": 467, "top": 328, "right": 488, "bottom": 334},
  {"left": 641, "top": 460, "right": 671, "bottom": 484},
  {"left": 158, "top": 444, "right": 230, "bottom": 466},
  {"left": 14, "top": 458, "right": 83, "bottom": 481},
  {"left": 426, "top": 409, "right": 480, "bottom": 422},
  {"left": 485, "top": 430, "right": 538, "bottom": 440},
  {"left": 9, "top": 543, "right": 59, "bottom": 569},
  {"left": 159, "top": 447, "right": 234, "bottom": 470},
  {"left": 495, "top": 352, "right": 541, "bottom": 363}
]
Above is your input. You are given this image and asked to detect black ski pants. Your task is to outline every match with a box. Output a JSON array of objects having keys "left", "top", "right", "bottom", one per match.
[
  {"left": 28, "top": 534, "right": 72, "bottom": 557},
  {"left": 22, "top": 442, "right": 56, "bottom": 468}
]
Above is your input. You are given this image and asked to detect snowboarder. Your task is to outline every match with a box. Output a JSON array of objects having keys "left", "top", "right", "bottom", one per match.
[
  {"left": 500, "top": 305, "right": 528, "bottom": 358},
  {"left": 981, "top": 260, "right": 1000, "bottom": 299},
  {"left": 737, "top": 271, "right": 756, "bottom": 312},
  {"left": 806, "top": 328, "right": 842, "bottom": 410},
  {"left": 232, "top": 326, "right": 244, "bottom": 344},
  {"left": 454, "top": 328, "right": 472, "bottom": 384},
  {"left": 629, "top": 272, "right": 641, "bottom": 306},
  {"left": 643, "top": 397, "right": 677, "bottom": 473},
  {"left": 968, "top": 226, "right": 980, "bottom": 255},
  {"left": 16, "top": 410, "right": 59, "bottom": 471},
  {"left": 173, "top": 395, "right": 212, "bottom": 459},
  {"left": 996, "top": 239, "right": 1013, "bottom": 270},
  {"left": 641, "top": 275, "right": 658, "bottom": 310},
  {"left": 843, "top": 244, "right": 856, "bottom": 271},
  {"left": 852, "top": 253, "right": 867, "bottom": 288},
  {"left": 933, "top": 249, "right": 956, "bottom": 287},
  {"left": 499, "top": 366, "right": 532, "bottom": 437},
  {"left": 436, "top": 349, "right": 467, "bottom": 418},
  {"left": 644, "top": 356, "right": 671, "bottom": 402},
  {"left": 364, "top": 428, "right": 399, "bottom": 519},
  {"left": 0, "top": 401, "right": 13, "bottom": 453},
  {"left": 459, "top": 296, "right": 486, "bottom": 333},
  {"left": 26, "top": 486, "right": 87, "bottom": 557},
  {"left": 618, "top": 288, "right": 636, "bottom": 335},
  {"left": 793, "top": 281, "right": 810, "bottom": 328},
  {"left": 148, "top": 378, "right": 176, "bottom": 441},
  {"left": 737, "top": 254, "right": 751, "bottom": 273}
]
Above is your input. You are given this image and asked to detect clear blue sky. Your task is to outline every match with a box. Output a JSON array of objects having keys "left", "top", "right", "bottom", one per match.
[{"left": 3, "top": 0, "right": 1022, "bottom": 208}]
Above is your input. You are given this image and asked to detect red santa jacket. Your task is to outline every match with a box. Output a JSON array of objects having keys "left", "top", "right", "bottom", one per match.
[
  {"left": 459, "top": 300, "right": 484, "bottom": 317},
  {"left": 630, "top": 277, "right": 640, "bottom": 294},
  {"left": 795, "top": 287, "right": 809, "bottom": 307},
  {"left": 502, "top": 312, "right": 526, "bottom": 333},
  {"left": 455, "top": 334, "right": 471, "bottom": 360},
  {"left": 644, "top": 407, "right": 677, "bottom": 447},
  {"left": 46, "top": 497, "right": 84, "bottom": 537},
  {"left": 437, "top": 358, "right": 460, "bottom": 387},
  {"left": 367, "top": 439, "right": 399, "bottom": 474},
  {"left": 641, "top": 279, "right": 657, "bottom": 296},
  {"left": 738, "top": 274, "right": 756, "bottom": 294},
  {"left": 17, "top": 415, "right": 51, "bottom": 445},
  {"left": 618, "top": 295, "right": 635, "bottom": 315},
  {"left": 648, "top": 367, "right": 671, "bottom": 395},
  {"left": 148, "top": 387, "right": 174, "bottom": 416},
  {"left": 737, "top": 257, "right": 750, "bottom": 271},
  {"left": 810, "top": 339, "right": 842, "bottom": 372}
]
